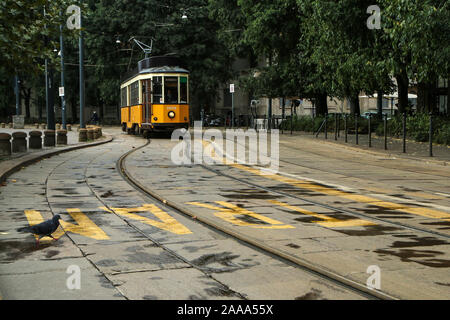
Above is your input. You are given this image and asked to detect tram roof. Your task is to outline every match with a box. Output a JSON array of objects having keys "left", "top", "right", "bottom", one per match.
[{"left": 121, "top": 56, "right": 189, "bottom": 84}]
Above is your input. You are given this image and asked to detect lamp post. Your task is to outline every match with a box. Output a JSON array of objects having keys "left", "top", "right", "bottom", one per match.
[
  {"left": 79, "top": 0, "right": 85, "bottom": 129},
  {"left": 59, "top": 11, "right": 66, "bottom": 129}
]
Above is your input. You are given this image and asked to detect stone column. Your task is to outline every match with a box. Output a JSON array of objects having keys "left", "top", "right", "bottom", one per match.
[
  {"left": 0, "top": 133, "right": 11, "bottom": 156},
  {"left": 87, "top": 128, "right": 94, "bottom": 141},
  {"left": 57, "top": 130, "right": 68, "bottom": 145},
  {"left": 44, "top": 130, "right": 56, "bottom": 147},
  {"left": 11, "top": 132, "right": 27, "bottom": 153},
  {"left": 29, "top": 131, "right": 43, "bottom": 149},
  {"left": 79, "top": 128, "right": 87, "bottom": 142}
]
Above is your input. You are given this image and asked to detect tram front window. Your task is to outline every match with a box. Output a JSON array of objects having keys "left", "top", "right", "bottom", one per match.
[{"left": 164, "top": 77, "right": 178, "bottom": 104}]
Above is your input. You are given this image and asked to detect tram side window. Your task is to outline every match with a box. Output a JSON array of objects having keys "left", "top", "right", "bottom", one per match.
[
  {"left": 121, "top": 87, "right": 128, "bottom": 107},
  {"left": 164, "top": 77, "right": 178, "bottom": 104},
  {"left": 130, "top": 81, "right": 139, "bottom": 106},
  {"left": 153, "top": 76, "right": 163, "bottom": 104},
  {"left": 180, "top": 77, "right": 188, "bottom": 104}
]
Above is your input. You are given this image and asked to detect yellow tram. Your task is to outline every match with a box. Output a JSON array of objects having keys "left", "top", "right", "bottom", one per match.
[{"left": 120, "top": 56, "right": 190, "bottom": 136}]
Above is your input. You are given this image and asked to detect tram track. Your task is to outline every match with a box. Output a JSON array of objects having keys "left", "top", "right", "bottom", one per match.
[
  {"left": 117, "top": 138, "right": 399, "bottom": 300},
  {"left": 200, "top": 163, "right": 450, "bottom": 241}
]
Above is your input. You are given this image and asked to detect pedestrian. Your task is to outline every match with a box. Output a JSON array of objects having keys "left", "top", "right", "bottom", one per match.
[{"left": 90, "top": 111, "right": 99, "bottom": 125}]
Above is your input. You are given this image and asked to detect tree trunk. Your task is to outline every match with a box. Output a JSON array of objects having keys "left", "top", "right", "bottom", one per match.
[
  {"left": 23, "top": 87, "right": 31, "bottom": 119},
  {"left": 315, "top": 93, "right": 328, "bottom": 116},
  {"left": 349, "top": 95, "right": 360, "bottom": 115},
  {"left": 396, "top": 70, "right": 409, "bottom": 114},
  {"left": 417, "top": 81, "right": 435, "bottom": 114},
  {"left": 377, "top": 90, "right": 383, "bottom": 119}
]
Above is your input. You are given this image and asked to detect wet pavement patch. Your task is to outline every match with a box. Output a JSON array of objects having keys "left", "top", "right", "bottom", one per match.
[
  {"left": 333, "top": 225, "right": 402, "bottom": 236},
  {"left": 374, "top": 248, "right": 450, "bottom": 268},
  {"left": 0, "top": 240, "right": 57, "bottom": 262},
  {"left": 295, "top": 288, "right": 323, "bottom": 300}
]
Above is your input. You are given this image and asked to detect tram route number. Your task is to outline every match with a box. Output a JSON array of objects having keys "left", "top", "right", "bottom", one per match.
[{"left": 177, "top": 304, "right": 274, "bottom": 318}]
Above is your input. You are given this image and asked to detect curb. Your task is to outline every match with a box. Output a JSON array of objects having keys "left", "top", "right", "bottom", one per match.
[{"left": 0, "top": 135, "right": 114, "bottom": 183}]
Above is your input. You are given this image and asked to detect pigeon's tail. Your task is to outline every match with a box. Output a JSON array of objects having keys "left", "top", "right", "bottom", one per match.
[{"left": 17, "top": 226, "right": 33, "bottom": 233}]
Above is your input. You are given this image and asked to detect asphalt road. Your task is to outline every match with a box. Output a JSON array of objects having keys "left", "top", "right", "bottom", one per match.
[{"left": 0, "top": 127, "right": 449, "bottom": 299}]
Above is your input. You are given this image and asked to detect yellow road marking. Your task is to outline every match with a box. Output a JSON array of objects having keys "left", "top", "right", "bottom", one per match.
[
  {"left": 200, "top": 139, "right": 450, "bottom": 221},
  {"left": 24, "top": 209, "right": 109, "bottom": 241},
  {"left": 62, "top": 209, "right": 110, "bottom": 240},
  {"left": 230, "top": 164, "right": 450, "bottom": 221},
  {"left": 268, "top": 200, "right": 375, "bottom": 228},
  {"left": 103, "top": 204, "right": 192, "bottom": 235},
  {"left": 186, "top": 201, "right": 294, "bottom": 229}
]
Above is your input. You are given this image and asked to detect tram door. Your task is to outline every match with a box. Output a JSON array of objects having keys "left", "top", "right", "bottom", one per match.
[{"left": 142, "top": 79, "right": 152, "bottom": 124}]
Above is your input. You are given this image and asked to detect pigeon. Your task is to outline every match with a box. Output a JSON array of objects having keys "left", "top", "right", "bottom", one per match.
[{"left": 17, "top": 215, "right": 62, "bottom": 246}]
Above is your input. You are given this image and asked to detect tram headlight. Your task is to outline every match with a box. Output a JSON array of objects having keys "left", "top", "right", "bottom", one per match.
[{"left": 168, "top": 111, "right": 176, "bottom": 119}]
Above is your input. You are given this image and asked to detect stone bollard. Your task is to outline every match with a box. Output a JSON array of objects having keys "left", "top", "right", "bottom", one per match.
[
  {"left": 12, "top": 132, "right": 27, "bottom": 153},
  {"left": 35, "top": 123, "right": 39, "bottom": 129},
  {"left": 57, "top": 130, "right": 68, "bottom": 145},
  {"left": 43, "top": 130, "right": 56, "bottom": 147},
  {"left": 1, "top": 123, "right": 5, "bottom": 128},
  {"left": 8, "top": 123, "right": 13, "bottom": 128},
  {"left": 93, "top": 127, "right": 100, "bottom": 139},
  {"left": 29, "top": 131, "right": 43, "bottom": 149},
  {"left": 41, "top": 123, "right": 46, "bottom": 129},
  {"left": 79, "top": 128, "right": 87, "bottom": 142},
  {"left": 56, "top": 123, "right": 61, "bottom": 130},
  {"left": 0, "top": 133, "right": 11, "bottom": 156},
  {"left": 98, "top": 127, "right": 102, "bottom": 137},
  {"left": 67, "top": 124, "right": 72, "bottom": 131},
  {"left": 87, "top": 128, "right": 94, "bottom": 141}
]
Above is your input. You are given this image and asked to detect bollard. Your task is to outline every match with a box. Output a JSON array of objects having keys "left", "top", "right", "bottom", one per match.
[
  {"left": 43, "top": 130, "right": 56, "bottom": 147},
  {"left": 57, "top": 130, "right": 68, "bottom": 145},
  {"left": 56, "top": 123, "right": 61, "bottom": 130},
  {"left": 41, "top": 123, "right": 46, "bottom": 129},
  {"left": 29, "top": 131, "right": 43, "bottom": 149},
  {"left": 8, "top": 123, "right": 13, "bottom": 128},
  {"left": 355, "top": 115, "right": 359, "bottom": 145},
  {"left": 384, "top": 114, "right": 388, "bottom": 150},
  {"left": 429, "top": 112, "right": 433, "bottom": 157},
  {"left": 35, "top": 123, "right": 39, "bottom": 129},
  {"left": 98, "top": 127, "right": 102, "bottom": 137},
  {"left": 12, "top": 132, "right": 27, "bottom": 153},
  {"left": 94, "top": 127, "right": 100, "bottom": 139},
  {"left": 79, "top": 128, "right": 87, "bottom": 142},
  {"left": 87, "top": 128, "right": 94, "bottom": 141},
  {"left": 402, "top": 113, "right": 406, "bottom": 153},
  {"left": 1, "top": 123, "right": 5, "bottom": 128},
  {"left": 0, "top": 133, "right": 11, "bottom": 156},
  {"left": 324, "top": 113, "right": 328, "bottom": 140},
  {"left": 67, "top": 124, "right": 72, "bottom": 131},
  {"left": 368, "top": 113, "right": 372, "bottom": 148}
]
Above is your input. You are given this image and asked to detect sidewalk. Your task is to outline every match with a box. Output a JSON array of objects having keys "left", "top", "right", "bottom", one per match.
[
  {"left": 0, "top": 127, "right": 113, "bottom": 183},
  {"left": 0, "top": 126, "right": 80, "bottom": 162},
  {"left": 298, "top": 130, "right": 450, "bottom": 164}
]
